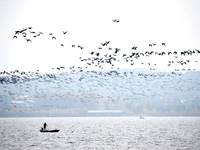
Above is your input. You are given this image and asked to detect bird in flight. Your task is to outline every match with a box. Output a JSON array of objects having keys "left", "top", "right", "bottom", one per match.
[
  {"left": 112, "top": 19, "right": 120, "bottom": 23},
  {"left": 132, "top": 46, "right": 137, "bottom": 50},
  {"left": 25, "top": 39, "right": 32, "bottom": 42},
  {"left": 63, "top": 31, "right": 68, "bottom": 34},
  {"left": 101, "top": 41, "right": 110, "bottom": 46},
  {"left": 162, "top": 43, "right": 166, "bottom": 46}
]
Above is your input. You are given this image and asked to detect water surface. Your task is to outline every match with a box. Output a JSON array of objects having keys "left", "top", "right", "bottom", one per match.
[{"left": 0, "top": 117, "right": 200, "bottom": 150}]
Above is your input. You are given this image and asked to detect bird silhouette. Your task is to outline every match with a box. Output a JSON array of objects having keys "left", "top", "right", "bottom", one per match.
[
  {"left": 101, "top": 41, "right": 110, "bottom": 46},
  {"left": 25, "top": 39, "right": 32, "bottom": 42},
  {"left": 22, "top": 32, "right": 27, "bottom": 37},
  {"left": 78, "top": 45, "right": 84, "bottom": 49},
  {"left": 115, "top": 48, "right": 120, "bottom": 53},
  {"left": 112, "top": 19, "right": 120, "bottom": 22},
  {"left": 168, "top": 52, "right": 172, "bottom": 55},
  {"left": 63, "top": 31, "right": 68, "bottom": 34},
  {"left": 15, "top": 30, "right": 20, "bottom": 35},
  {"left": 30, "top": 31, "right": 36, "bottom": 34},
  {"left": 132, "top": 46, "right": 137, "bottom": 50}
]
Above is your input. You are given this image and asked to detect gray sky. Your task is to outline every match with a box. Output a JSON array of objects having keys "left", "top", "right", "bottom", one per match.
[{"left": 0, "top": 0, "right": 200, "bottom": 72}]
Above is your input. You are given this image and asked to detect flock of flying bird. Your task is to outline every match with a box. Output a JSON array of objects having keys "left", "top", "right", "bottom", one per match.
[
  {"left": 12, "top": 22, "right": 200, "bottom": 73},
  {"left": 0, "top": 65, "right": 200, "bottom": 113},
  {"left": 8, "top": 22, "right": 200, "bottom": 84},
  {"left": 8, "top": 17, "right": 200, "bottom": 80},
  {"left": 0, "top": 18, "right": 200, "bottom": 113}
]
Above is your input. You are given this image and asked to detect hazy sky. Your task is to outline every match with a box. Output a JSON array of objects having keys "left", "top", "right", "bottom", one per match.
[{"left": 0, "top": 0, "right": 200, "bottom": 72}]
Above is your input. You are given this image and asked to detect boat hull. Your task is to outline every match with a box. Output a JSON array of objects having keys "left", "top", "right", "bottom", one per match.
[{"left": 40, "top": 129, "right": 59, "bottom": 132}]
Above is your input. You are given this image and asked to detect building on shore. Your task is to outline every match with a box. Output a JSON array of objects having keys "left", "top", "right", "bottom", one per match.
[{"left": 88, "top": 110, "right": 123, "bottom": 117}]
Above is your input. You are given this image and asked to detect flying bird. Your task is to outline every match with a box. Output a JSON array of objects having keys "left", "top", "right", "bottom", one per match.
[
  {"left": 101, "top": 41, "right": 110, "bottom": 46},
  {"left": 78, "top": 45, "right": 84, "bottom": 49},
  {"left": 115, "top": 48, "right": 120, "bottom": 53},
  {"left": 132, "top": 46, "right": 137, "bottom": 50},
  {"left": 30, "top": 31, "right": 36, "bottom": 34},
  {"left": 25, "top": 39, "right": 32, "bottom": 42},
  {"left": 22, "top": 32, "right": 27, "bottom": 37},
  {"left": 15, "top": 30, "right": 20, "bottom": 35},
  {"left": 63, "top": 31, "right": 68, "bottom": 34},
  {"left": 112, "top": 19, "right": 120, "bottom": 22}
]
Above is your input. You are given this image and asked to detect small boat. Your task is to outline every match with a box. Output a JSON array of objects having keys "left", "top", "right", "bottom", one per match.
[{"left": 40, "top": 128, "right": 59, "bottom": 132}]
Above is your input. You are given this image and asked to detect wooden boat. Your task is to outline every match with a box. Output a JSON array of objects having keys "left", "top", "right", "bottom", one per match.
[{"left": 40, "top": 128, "right": 59, "bottom": 132}]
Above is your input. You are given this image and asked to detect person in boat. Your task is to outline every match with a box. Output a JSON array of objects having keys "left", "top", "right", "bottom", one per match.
[{"left": 43, "top": 122, "right": 47, "bottom": 129}]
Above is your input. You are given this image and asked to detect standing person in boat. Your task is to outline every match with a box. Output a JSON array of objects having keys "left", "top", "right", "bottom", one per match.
[{"left": 43, "top": 122, "right": 47, "bottom": 129}]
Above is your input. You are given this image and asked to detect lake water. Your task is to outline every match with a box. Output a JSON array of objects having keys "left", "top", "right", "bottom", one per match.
[{"left": 0, "top": 117, "right": 200, "bottom": 150}]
